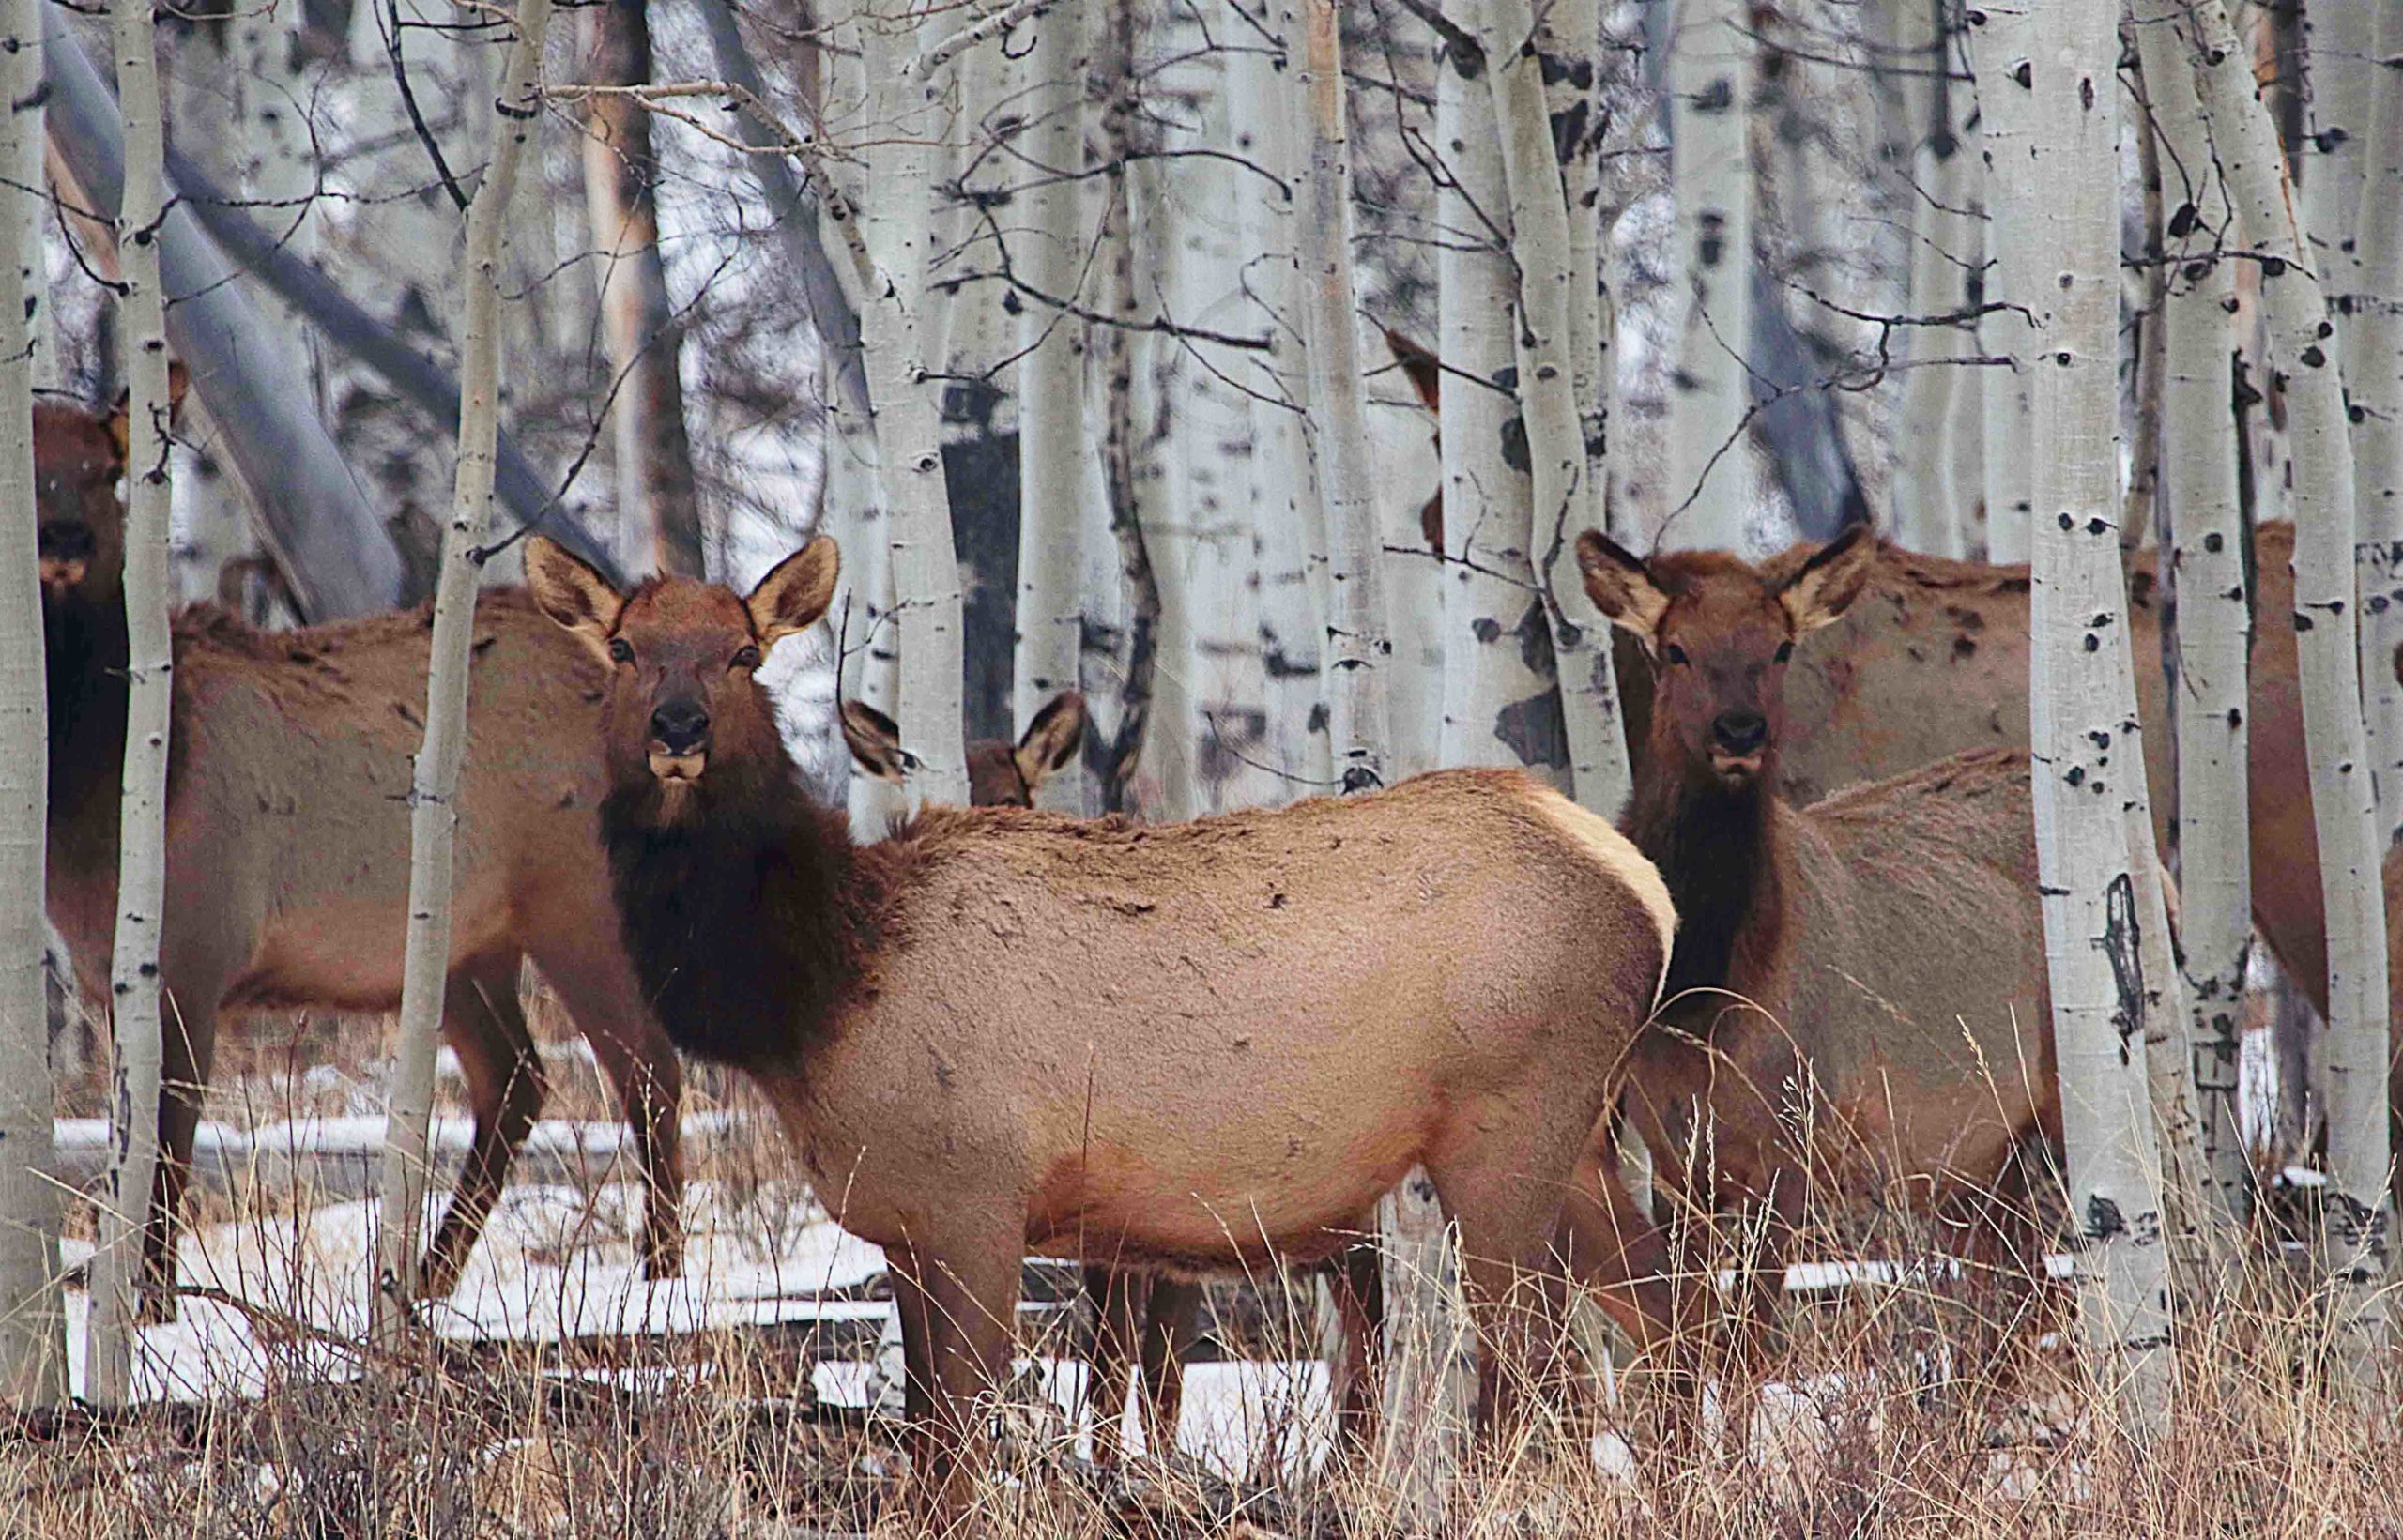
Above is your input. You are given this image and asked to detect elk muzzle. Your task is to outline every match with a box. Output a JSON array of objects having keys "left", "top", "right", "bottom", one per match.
[
  {"left": 38, "top": 521, "right": 93, "bottom": 598},
  {"left": 1708, "top": 709, "right": 1768, "bottom": 783},
  {"left": 648, "top": 699, "right": 711, "bottom": 781}
]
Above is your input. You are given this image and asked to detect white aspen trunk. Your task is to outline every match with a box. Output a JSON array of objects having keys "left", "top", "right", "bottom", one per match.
[
  {"left": 1895, "top": 75, "right": 1978, "bottom": 557},
  {"left": 0, "top": 0, "right": 65, "bottom": 1409},
  {"left": 1293, "top": 2, "right": 1391, "bottom": 794},
  {"left": 1437, "top": 13, "right": 1559, "bottom": 787},
  {"left": 371, "top": 0, "right": 553, "bottom": 1350},
  {"left": 1967, "top": 2, "right": 2038, "bottom": 564},
  {"left": 14, "top": 7, "right": 47, "bottom": 389},
  {"left": 853, "top": 3, "right": 968, "bottom": 811},
  {"left": 1169, "top": 45, "right": 1273, "bottom": 815},
  {"left": 2348, "top": 4, "right": 2403, "bottom": 848},
  {"left": 2025, "top": 0, "right": 2173, "bottom": 1434},
  {"left": 2134, "top": 0, "right": 2253, "bottom": 1226},
  {"left": 1293, "top": 0, "right": 1460, "bottom": 1512},
  {"left": 1108, "top": 0, "right": 1198, "bottom": 820},
  {"left": 2300, "top": 0, "right": 2371, "bottom": 318},
  {"left": 2191, "top": 0, "right": 2392, "bottom": 1387},
  {"left": 1013, "top": 0, "right": 1096, "bottom": 815},
  {"left": 1226, "top": 0, "right": 1329, "bottom": 800},
  {"left": 1663, "top": 0, "right": 1755, "bottom": 551},
  {"left": 86, "top": 0, "right": 176, "bottom": 1406},
  {"left": 1546, "top": 0, "right": 1633, "bottom": 818}
]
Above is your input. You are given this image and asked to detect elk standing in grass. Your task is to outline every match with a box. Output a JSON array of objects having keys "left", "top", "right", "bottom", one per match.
[
  {"left": 847, "top": 690, "right": 1393, "bottom": 1467},
  {"left": 526, "top": 532, "right": 1676, "bottom": 1525},
  {"left": 1568, "top": 527, "right": 2058, "bottom": 1359},
  {"left": 35, "top": 394, "right": 684, "bottom": 1313}
]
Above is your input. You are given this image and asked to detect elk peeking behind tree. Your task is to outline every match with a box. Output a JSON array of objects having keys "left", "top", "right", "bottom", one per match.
[
  {"left": 1568, "top": 526, "right": 2059, "bottom": 1363},
  {"left": 35, "top": 392, "right": 685, "bottom": 1316},
  {"left": 524, "top": 531, "right": 1678, "bottom": 1527}
]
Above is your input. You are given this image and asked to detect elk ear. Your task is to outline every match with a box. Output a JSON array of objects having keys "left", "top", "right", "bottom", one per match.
[
  {"left": 105, "top": 392, "right": 130, "bottom": 468},
  {"left": 839, "top": 699, "right": 913, "bottom": 783},
  {"left": 1576, "top": 530, "right": 1670, "bottom": 644},
  {"left": 104, "top": 363, "right": 191, "bottom": 465},
  {"left": 525, "top": 535, "right": 625, "bottom": 659},
  {"left": 1778, "top": 524, "right": 1876, "bottom": 634},
  {"left": 1014, "top": 690, "right": 1086, "bottom": 792},
  {"left": 747, "top": 536, "right": 839, "bottom": 648},
  {"left": 1383, "top": 328, "right": 1441, "bottom": 414}
]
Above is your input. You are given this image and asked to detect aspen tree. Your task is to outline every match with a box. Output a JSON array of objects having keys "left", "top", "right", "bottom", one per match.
[
  {"left": 2026, "top": 0, "right": 2173, "bottom": 1434},
  {"left": 1012, "top": 0, "right": 1097, "bottom": 814},
  {"left": 1967, "top": 3, "right": 2039, "bottom": 562},
  {"left": 2188, "top": 0, "right": 2391, "bottom": 1389},
  {"left": 371, "top": 0, "right": 554, "bottom": 1349},
  {"left": 2346, "top": 4, "right": 2403, "bottom": 847},
  {"left": 2133, "top": 0, "right": 2254, "bottom": 1224},
  {"left": 1436, "top": 10, "right": 1562, "bottom": 791},
  {"left": 1295, "top": 0, "right": 1462, "bottom": 1513},
  {"left": 1663, "top": 0, "right": 1755, "bottom": 550},
  {"left": 0, "top": 0, "right": 67, "bottom": 1409},
  {"left": 86, "top": 0, "right": 178, "bottom": 1403},
  {"left": 852, "top": 2, "right": 968, "bottom": 810}
]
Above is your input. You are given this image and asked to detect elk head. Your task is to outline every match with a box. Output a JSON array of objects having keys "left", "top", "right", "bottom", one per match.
[
  {"left": 526, "top": 534, "right": 839, "bottom": 821},
  {"left": 34, "top": 365, "right": 191, "bottom": 612},
  {"left": 1577, "top": 526, "right": 1875, "bottom": 792},
  {"left": 841, "top": 690, "right": 1087, "bottom": 808}
]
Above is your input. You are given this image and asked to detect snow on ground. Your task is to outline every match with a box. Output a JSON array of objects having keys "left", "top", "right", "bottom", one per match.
[{"left": 55, "top": 1180, "right": 1343, "bottom": 1480}]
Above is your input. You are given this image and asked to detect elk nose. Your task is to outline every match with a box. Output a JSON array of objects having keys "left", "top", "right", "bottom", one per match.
[
  {"left": 650, "top": 700, "right": 711, "bottom": 755},
  {"left": 37, "top": 521, "right": 94, "bottom": 564},
  {"left": 1712, "top": 709, "right": 1768, "bottom": 755}
]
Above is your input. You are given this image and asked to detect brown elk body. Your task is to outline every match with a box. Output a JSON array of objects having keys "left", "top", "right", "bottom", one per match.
[
  {"left": 844, "top": 693, "right": 1389, "bottom": 1465},
  {"left": 527, "top": 534, "right": 1677, "bottom": 1524},
  {"left": 34, "top": 397, "right": 684, "bottom": 1310},
  {"left": 1570, "top": 529, "right": 2058, "bottom": 1350},
  {"left": 1639, "top": 527, "right": 2403, "bottom": 1141},
  {"left": 1393, "top": 336, "right": 2322, "bottom": 1041}
]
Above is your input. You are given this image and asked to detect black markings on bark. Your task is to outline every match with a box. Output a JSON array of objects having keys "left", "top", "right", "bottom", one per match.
[
  {"left": 1494, "top": 688, "right": 1570, "bottom": 770},
  {"left": 2104, "top": 871, "right": 2143, "bottom": 1064}
]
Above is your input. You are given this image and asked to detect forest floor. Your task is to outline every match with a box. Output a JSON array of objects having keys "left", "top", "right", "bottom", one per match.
[{"left": 9, "top": 1003, "right": 2398, "bottom": 1536}]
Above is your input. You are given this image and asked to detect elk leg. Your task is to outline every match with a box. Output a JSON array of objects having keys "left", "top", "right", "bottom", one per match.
[
  {"left": 1081, "top": 1264, "right": 1141, "bottom": 1466},
  {"left": 1136, "top": 1277, "right": 1201, "bottom": 1460},
  {"left": 887, "top": 1242, "right": 938, "bottom": 1445},
  {"left": 896, "top": 1227, "right": 1022, "bottom": 1534},
  {"left": 419, "top": 961, "right": 546, "bottom": 1300},
  {"left": 1329, "top": 1240, "right": 1385, "bottom": 1462},
  {"left": 1432, "top": 1178, "right": 1576, "bottom": 1454},
  {"left": 530, "top": 946, "right": 686, "bottom": 1278},
  {"left": 1553, "top": 1139, "right": 1697, "bottom": 1368},
  {"left": 144, "top": 980, "right": 221, "bottom": 1324}
]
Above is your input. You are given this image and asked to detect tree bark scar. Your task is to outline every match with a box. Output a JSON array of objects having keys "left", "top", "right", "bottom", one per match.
[{"left": 2102, "top": 870, "right": 2142, "bottom": 1064}]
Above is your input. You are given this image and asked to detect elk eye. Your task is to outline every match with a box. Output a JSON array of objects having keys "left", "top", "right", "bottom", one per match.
[
  {"left": 1663, "top": 643, "right": 1689, "bottom": 666},
  {"left": 1774, "top": 640, "right": 1794, "bottom": 663},
  {"left": 730, "top": 644, "right": 762, "bottom": 671},
  {"left": 607, "top": 637, "right": 634, "bottom": 664}
]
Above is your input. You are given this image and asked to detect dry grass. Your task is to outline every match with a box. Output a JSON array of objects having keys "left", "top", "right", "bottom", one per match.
[{"left": 24, "top": 991, "right": 2403, "bottom": 1536}]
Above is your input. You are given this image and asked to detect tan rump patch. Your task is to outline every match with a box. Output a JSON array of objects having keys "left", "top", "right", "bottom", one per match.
[{"left": 1515, "top": 782, "right": 1677, "bottom": 1004}]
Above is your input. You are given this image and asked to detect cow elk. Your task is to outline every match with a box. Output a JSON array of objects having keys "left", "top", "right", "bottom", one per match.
[
  {"left": 1391, "top": 331, "right": 2325, "bottom": 1051},
  {"left": 526, "top": 532, "right": 1677, "bottom": 1525},
  {"left": 847, "top": 688, "right": 1199, "bottom": 1459},
  {"left": 35, "top": 392, "right": 684, "bottom": 1314},
  {"left": 1569, "top": 527, "right": 2059, "bottom": 1359}
]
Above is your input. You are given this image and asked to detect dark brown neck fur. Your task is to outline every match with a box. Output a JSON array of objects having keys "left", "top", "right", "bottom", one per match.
[
  {"left": 598, "top": 726, "right": 888, "bottom": 1075},
  {"left": 43, "top": 586, "right": 132, "bottom": 851},
  {"left": 1624, "top": 750, "right": 1783, "bottom": 1008}
]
